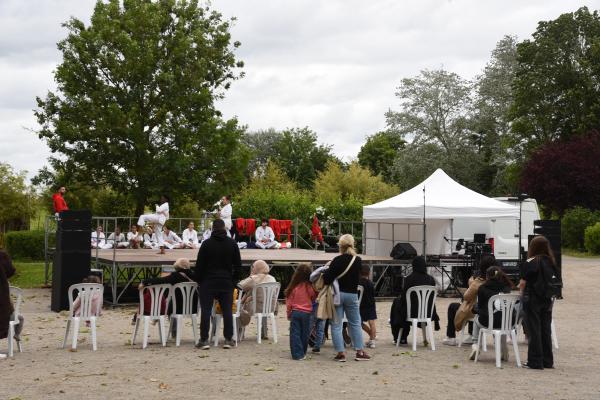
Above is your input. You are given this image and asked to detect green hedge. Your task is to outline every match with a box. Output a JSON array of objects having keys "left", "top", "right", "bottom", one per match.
[
  {"left": 4, "top": 230, "right": 47, "bottom": 260},
  {"left": 584, "top": 222, "right": 600, "bottom": 254},
  {"left": 561, "top": 207, "right": 600, "bottom": 249}
]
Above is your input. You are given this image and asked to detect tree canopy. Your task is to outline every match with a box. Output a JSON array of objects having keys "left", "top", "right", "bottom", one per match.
[
  {"left": 0, "top": 163, "right": 35, "bottom": 232},
  {"left": 357, "top": 130, "right": 405, "bottom": 181},
  {"left": 34, "top": 0, "right": 248, "bottom": 214}
]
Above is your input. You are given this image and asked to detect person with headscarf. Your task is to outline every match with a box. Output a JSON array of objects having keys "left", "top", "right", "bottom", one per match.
[{"left": 238, "top": 260, "right": 277, "bottom": 336}]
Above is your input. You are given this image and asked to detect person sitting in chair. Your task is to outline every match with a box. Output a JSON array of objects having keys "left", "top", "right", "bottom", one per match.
[
  {"left": 255, "top": 219, "right": 277, "bottom": 249},
  {"left": 237, "top": 260, "right": 277, "bottom": 338}
]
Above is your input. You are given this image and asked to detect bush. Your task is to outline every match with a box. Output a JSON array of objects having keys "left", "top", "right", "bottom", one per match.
[
  {"left": 4, "top": 230, "right": 47, "bottom": 260},
  {"left": 561, "top": 207, "right": 600, "bottom": 249},
  {"left": 584, "top": 222, "right": 600, "bottom": 254}
]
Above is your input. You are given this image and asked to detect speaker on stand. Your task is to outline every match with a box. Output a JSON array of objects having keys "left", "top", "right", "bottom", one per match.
[
  {"left": 532, "top": 219, "right": 562, "bottom": 298},
  {"left": 51, "top": 210, "right": 92, "bottom": 312}
]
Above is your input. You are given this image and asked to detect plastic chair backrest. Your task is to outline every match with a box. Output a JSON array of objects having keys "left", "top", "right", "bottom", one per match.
[
  {"left": 486, "top": 293, "right": 520, "bottom": 331},
  {"left": 172, "top": 282, "right": 198, "bottom": 316},
  {"left": 406, "top": 285, "right": 437, "bottom": 320},
  {"left": 252, "top": 282, "right": 280, "bottom": 314},
  {"left": 357, "top": 285, "right": 364, "bottom": 305},
  {"left": 68, "top": 283, "right": 103, "bottom": 318},
  {"left": 234, "top": 288, "right": 244, "bottom": 316},
  {"left": 139, "top": 284, "right": 171, "bottom": 317},
  {"left": 9, "top": 286, "right": 23, "bottom": 323}
]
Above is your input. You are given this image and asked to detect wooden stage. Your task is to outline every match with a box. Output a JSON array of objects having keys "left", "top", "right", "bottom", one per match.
[{"left": 91, "top": 248, "right": 398, "bottom": 266}]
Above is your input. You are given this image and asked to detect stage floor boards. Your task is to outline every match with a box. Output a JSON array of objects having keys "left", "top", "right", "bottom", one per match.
[{"left": 91, "top": 248, "right": 397, "bottom": 265}]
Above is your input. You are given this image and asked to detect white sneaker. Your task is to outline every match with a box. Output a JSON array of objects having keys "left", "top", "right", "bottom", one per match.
[
  {"left": 462, "top": 335, "right": 474, "bottom": 344},
  {"left": 366, "top": 340, "right": 376, "bottom": 349},
  {"left": 442, "top": 338, "right": 457, "bottom": 346},
  {"left": 0, "top": 354, "right": 6, "bottom": 359}
]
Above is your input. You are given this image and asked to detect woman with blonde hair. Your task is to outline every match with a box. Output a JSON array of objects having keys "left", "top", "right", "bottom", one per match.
[{"left": 323, "top": 234, "right": 370, "bottom": 362}]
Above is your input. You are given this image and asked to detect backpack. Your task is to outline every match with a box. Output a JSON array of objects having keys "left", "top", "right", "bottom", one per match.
[{"left": 532, "top": 257, "right": 562, "bottom": 299}]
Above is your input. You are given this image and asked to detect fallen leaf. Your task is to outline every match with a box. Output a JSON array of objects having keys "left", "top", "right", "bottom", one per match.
[
  {"left": 264, "top": 367, "right": 275, "bottom": 371},
  {"left": 149, "top": 378, "right": 158, "bottom": 382},
  {"left": 372, "top": 371, "right": 379, "bottom": 375},
  {"left": 452, "top": 364, "right": 459, "bottom": 369},
  {"left": 158, "top": 383, "right": 169, "bottom": 390}
]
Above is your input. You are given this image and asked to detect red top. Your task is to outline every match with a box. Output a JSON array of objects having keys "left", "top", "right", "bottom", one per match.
[
  {"left": 286, "top": 282, "right": 317, "bottom": 318},
  {"left": 311, "top": 215, "right": 323, "bottom": 242},
  {"left": 52, "top": 193, "right": 69, "bottom": 213}
]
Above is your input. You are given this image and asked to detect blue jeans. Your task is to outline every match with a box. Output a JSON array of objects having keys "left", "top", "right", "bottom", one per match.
[
  {"left": 331, "top": 291, "right": 364, "bottom": 352},
  {"left": 311, "top": 303, "right": 325, "bottom": 350},
  {"left": 290, "top": 310, "right": 312, "bottom": 360}
]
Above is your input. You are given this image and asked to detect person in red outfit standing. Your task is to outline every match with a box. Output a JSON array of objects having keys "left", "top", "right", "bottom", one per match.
[{"left": 52, "top": 186, "right": 69, "bottom": 217}]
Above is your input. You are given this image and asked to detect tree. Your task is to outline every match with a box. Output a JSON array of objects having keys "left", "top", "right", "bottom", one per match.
[
  {"left": 357, "top": 130, "right": 405, "bottom": 181},
  {"left": 520, "top": 131, "right": 600, "bottom": 215},
  {"left": 243, "top": 128, "right": 282, "bottom": 177},
  {"left": 510, "top": 7, "right": 600, "bottom": 154},
  {"left": 34, "top": 0, "right": 248, "bottom": 214},
  {"left": 385, "top": 69, "right": 473, "bottom": 154},
  {"left": 0, "top": 163, "right": 35, "bottom": 232}
]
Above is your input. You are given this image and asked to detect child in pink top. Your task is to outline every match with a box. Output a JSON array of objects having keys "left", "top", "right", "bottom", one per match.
[{"left": 285, "top": 263, "right": 317, "bottom": 360}]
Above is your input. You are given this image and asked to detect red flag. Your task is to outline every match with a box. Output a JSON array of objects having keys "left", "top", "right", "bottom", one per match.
[{"left": 311, "top": 214, "right": 323, "bottom": 242}]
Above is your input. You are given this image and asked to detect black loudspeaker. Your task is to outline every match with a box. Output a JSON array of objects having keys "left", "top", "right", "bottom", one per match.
[
  {"left": 390, "top": 242, "right": 417, "bottom": 259},
  {"left": 51, "top": 210, "right": 92, "bottom": 312},
  {"left": 532, "top": 220, "right": 562, "bottom": 298}
]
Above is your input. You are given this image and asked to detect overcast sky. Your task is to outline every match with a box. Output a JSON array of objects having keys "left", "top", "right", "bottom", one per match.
[{"left": 1, "top": 0, "right": 598, "bottom": 179}]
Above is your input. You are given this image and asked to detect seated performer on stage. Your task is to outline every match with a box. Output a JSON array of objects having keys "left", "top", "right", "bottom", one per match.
[
  {"left": 107, "top": 227, "right": 129, "bottom": 248},
  {"left": 91, "top": 226, "right": 111, "bottom": 249},
  {"left": 143, "top": 226, "right": 158, "bottom": 249},
  {"left": 255, "top": 219, "right": 277, "bottom": 249},
  {"left": 127, "top": 225, "right": 143, "bottom": 249},
  {"left": 182, "top": 222, "right": 200, "bottom": 249},
  {"left": 163, "top": 226, "right": 183, "bottom": 249},
  {"left": 137, "top": 194, "right": 170, "bottom": 254}
]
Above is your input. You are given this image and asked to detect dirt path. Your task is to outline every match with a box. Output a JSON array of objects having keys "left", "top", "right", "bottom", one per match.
[{"left": 1, "top": 256, "right": 599, "bottom": 400}]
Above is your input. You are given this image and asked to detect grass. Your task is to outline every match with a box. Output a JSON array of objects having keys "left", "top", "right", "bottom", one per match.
[
  {"left": 9, "top": 261, "right": 47, "bottom": 289},
  {"left": 563, "top": 248, "right": 600, "bottom": 258}
]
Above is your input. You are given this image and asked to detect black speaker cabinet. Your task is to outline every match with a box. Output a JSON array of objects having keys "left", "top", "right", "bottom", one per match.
[
  {"left": 51, "top": 210, "right": 92, "bottom": 312},
  {"left": 532, "top": 220, "right": 562, "bottom": 298}
]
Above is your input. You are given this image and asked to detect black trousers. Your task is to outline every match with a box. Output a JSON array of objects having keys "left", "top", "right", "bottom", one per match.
[
  {"left": 199, "top": 282, "right": 233, "bottom": 341},
  {"left": 523, "top": 294, "right": 553, "bottom": 368},
  {"left": 446, "top": 302, "right": 473, "bottom": 338}
]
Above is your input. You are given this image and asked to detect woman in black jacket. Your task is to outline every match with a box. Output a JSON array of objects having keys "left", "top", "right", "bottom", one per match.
[
  {"left": 390, "top": 256, "right": 440, "bottom": 345},
  {"left": 520, "top": 235, "right": 556, "bottom": 369},
  {"left": 477, "top": 266, "right": 513, "bottom": 329}
]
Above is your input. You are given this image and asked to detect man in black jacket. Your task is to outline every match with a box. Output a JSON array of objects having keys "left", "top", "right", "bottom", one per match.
[{"left": 194, "top": 219, "right": 242, "bottom": 349}]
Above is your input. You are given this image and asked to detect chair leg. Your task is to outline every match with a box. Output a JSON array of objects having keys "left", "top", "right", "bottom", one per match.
[
  {"left": 176, "top": 316, "right": 183, "bottom": 347},
  {"left": 427, "top": 322, "right": 435, "bottom": 351},
  {"left": 63, "top": 319, "right": 71, "bottom": 349},
  {"left": 142, "top": 317, "right": 150, "bottom": 349},
  {"left": 213, "top": 315, "right": 221, "bottom": 347},
  {"left": 474, "top": 330, "right": 483, "bottom": 363},
  {"left": 482, "top": 333, "right": 488, "bottom": 352},
  {"left": 457, "top": 324, "right": 466, "bottom": 347},
  {"left": 494, "top": 332, "right": 502, "bottom": 368},
  {"left": 131, "top": 319, "right": 140, "bottom": 346},
  {"left": 511, "top": 330, "right": 521, "bottom": 367},
  {"left": 191, "top": 314, "right": 198, "bottom": 345},
  {"left": 551, "top": 320, "right": 558, "bottom": 349},
  {"left": 8, "top": 324, "right": 14, "bottom": 357},
  {"left": 412, "top": 320, "right": 418, "bottom": 352},
  {"left": 396, "top": 328, "right": 403, "bottom": 348},
  {"left": 257, "top": 314, "right": 262, "bottom": 344},
  {"left": 421, "top": 324, "right": 427, "bottom": 345},
  {"left": 72, "top": 317, "right": 80, "bottom": 350},
  {"left": 232, "top": 316, "right": 238, "bottom": 344},
  {"left": 271, "top": 314, "right": 278, "bottom": 344},
  {"left": 159, "top": 317, "right": 167, "bottom": 347},
  {"left": 90, "top": 317, "right": 97, "bottom": 351}
]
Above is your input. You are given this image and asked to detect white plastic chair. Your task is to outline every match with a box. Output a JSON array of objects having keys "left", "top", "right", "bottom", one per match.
[
  {"left": 396, "top": 285, "right": 437, "bottom": 351},
  {"left": 457, "top": 317, "right": 474, "bottom": 347},
  {"left": 62, "top": 283, "right": 103, "bottom": 351},
  {"left": 474, "top": 294, "right": 521, "bottom": 368},
  {"left": 252, "top": 282, "right": 280, "bottom": 344},
  {"left": 211, "top": 289, "right": 244, "bottom": 346},
  {"left": 132, "top": 284, "right": 171, "bottom": 349},
  {"left": 169, "top": 282, "right": 199, "bottom": 347},
  {"left": 7, "top": 286, "right": 23, "bottom": 357}
]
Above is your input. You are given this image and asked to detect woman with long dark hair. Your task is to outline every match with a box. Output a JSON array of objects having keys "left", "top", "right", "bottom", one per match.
[{"left": 520, "top": 235, "right": 556, "bottom": 369}]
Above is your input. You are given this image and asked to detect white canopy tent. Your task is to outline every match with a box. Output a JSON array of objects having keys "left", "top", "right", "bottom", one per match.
[{"left": 362, "top": 169, "right": 519, "bottom": 256}]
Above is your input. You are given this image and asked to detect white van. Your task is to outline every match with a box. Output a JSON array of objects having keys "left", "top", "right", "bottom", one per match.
[{"left": 452, "top": 198, "right": 541, "bottom": 269}]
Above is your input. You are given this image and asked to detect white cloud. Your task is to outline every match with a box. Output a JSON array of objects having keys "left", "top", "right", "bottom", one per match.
[{"left": 0, "top": 0, "right": 597, "bottom": 177}]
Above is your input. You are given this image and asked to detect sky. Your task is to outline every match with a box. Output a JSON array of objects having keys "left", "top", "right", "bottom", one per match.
[{"left": 1, "top": 0, "right": 598, "bottom": 180}]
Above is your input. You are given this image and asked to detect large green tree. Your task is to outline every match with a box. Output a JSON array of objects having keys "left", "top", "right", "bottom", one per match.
[
  {"left": 509, "top": 7, "right": 600, "bottom": 154},
  {"left": 0, "top": 163, "right": 35, "bottom": 232},
  {"left": 357, "top": 130, "right": 405, "bottom": 181},
  {"left": 34, "top": 0, "right": 248, "bottom": 214}
]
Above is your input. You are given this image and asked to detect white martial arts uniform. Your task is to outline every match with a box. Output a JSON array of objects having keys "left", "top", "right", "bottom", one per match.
[
  {"left": 137, "top": 202, "right": 169, "bottom": 247},
  {"left": 163, "top": 230, "right": 183, "bottom": 249},
  {"left": 91, "top": 231, "right": 111, "bottom": 249},
  {"left": 220, "top": 203, "right": 232, "bottom": 231},
  {"left": 127, "top": 231, "right": 143, "bottom": 248},
  {"left": 143, "top": 233, "right": 158, "bottom": 249},
  {"left": 107, "top": 232, "right": 129, "bottom": 248},
  {"left": 255, "top": 226, "right": 277, "bottom": 249},
  {"left": 182, "top": 228, "right": 200, "bottom": 249}
]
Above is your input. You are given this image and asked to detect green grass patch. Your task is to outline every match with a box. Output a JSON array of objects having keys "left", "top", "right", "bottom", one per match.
[
  {"left": 9, "top": 261, "right": 46, "bottom": 288},
  {"left": 563, "top": 248, "right": 600, "bottom": 258}
]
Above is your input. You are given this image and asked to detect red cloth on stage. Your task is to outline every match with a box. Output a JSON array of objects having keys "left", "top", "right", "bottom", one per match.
[
  {"left": 52, "top": 193, "right": 69, "bottom": 213},
  {"left": 269, "top": 219, "right": 281, "bottom": 240},
  {"left": 279, "top": 220, "right": 293, "bottom": 241},
  {"left": 245, "top": 219, "right": 256, "bottom": 237},
  {"left": 311, "top": 215, "right": 323, "bottom": 242},
  {"left": 236, "top": 218, "right": 246, "bottom": 235}
]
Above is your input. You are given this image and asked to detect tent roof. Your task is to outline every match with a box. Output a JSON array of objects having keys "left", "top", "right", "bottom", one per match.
[{"left": 363, "top": 169, "right": 519, "bottom": 220}]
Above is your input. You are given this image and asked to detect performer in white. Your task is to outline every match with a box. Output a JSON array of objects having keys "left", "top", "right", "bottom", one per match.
[
  {"left": 255, "top": 219, "right": 277, "bottom": 249},
  {"left": 182, "top": 222, "right": 200, "bottom": 249},
  {"left": 127, "top": 225, "right": 143, "bottom": 249},
  {"left": 218, "top": 195, "right": 233, "bottom": 232},
  {"left": 143, "top": 226, "right": 158, "bottom": 249},
  {"left": 91, "top": 226, "right": 111, "bottom": 249},
  {"left": 137, "top": 194, "right": 170, "bottom": 254},
  {"left": 107, "top": 227, "right": 129, "bottom": 248},
  {"left": 163, "top": 226, "right": 184, "bottom": 249}
]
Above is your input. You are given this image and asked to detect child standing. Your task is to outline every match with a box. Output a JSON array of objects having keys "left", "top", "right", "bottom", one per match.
[
  {"left": 285, "top": 263, "right": 317, "bottom": 360},
  {"left": 359, "top": 265, "right": 377, "bottom": 348}
]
